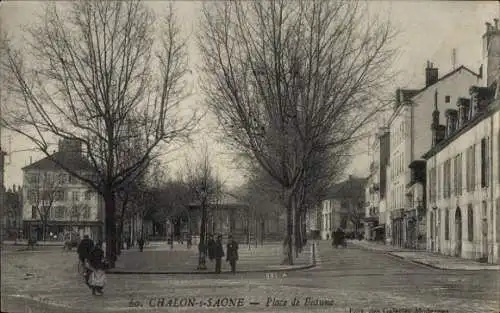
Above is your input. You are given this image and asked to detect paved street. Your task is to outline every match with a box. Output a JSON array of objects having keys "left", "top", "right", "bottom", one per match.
[{"left": 1, "top": 241, "right": 499, "bottom": 313}]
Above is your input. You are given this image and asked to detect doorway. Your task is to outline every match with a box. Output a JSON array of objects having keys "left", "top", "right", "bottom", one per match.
[{"left": 455, "top": 207, "right": 462, "bottom": 257}]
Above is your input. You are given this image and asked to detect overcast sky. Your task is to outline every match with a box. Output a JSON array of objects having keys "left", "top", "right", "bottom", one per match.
[{"left": 0, "top": 1, "right": 498, "bottom": 190}]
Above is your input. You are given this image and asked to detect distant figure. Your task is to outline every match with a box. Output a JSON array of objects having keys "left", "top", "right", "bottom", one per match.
[
  {"left": 86, "top": 241, "right": 106, "bottom": 295},
  {"left": 138, "top": 236, "right": 145, "bottom": 252},
  {"left": 207, "top": 234, "right": 215, "bottom": 262},
  {"left": 78, "top": 235, "right": 95, "bottom": 264},
  {"left": 186, "top": 233, "right": 192, "bottom": 249},
  {"left": 226, "top": 235, "right": 239, "bottom": 274},
  {"left": 214, "top": 235, "right": 224, "bottom": 274}
]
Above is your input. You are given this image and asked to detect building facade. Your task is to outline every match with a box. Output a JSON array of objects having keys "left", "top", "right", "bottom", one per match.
[
  {"left": 22, "top": 139, "right": 104, "bottom": 241},
  {"left": 3, "top": 185, "right": 23, "bottom": 240},
  {"left": 0, "top": 147, "right": 5, "bottom": 242},
  {"left": 320, "top": 176, "right": 367, "bottom": 240},
  {"left": 423, "top": 86, "right": 499, "bottom": 264},
  {"left": 387, "top": 63, "right": 481, "bottom": 248},
  {"left": 364, "top": 127, "right": 390, "bottom": 242}
]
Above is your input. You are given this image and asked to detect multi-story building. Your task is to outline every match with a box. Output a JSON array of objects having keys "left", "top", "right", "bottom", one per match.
[
  {"left": 422, "top": 19, "right": 500, "bottom": 264},
  {"left": 387, "top": 62, "right": 482, "bottom": 248},
  {"left": 364, "top": 127, "right": 390, "bottom": 242},
  {"left": 423, "top": 87, "right": 498, "bottom": 263},
  {"left": 22, "top": 139, "right": 104, "bottom": 241},
  {"left": 0, "top": 147, "right": 5, "bottom": 242},
  {"left": 3, "top": 185, "right": 23, "bottom": 240},
  {"left": 320, "top": 175, "right": 367, "bottom": 240}
]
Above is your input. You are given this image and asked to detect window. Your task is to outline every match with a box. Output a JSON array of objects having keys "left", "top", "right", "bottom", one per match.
[
  {"left": 498, "top": 131, "right": 500, "bottom": 183},
  {"left": 54, "top": 190, "right": 65, "bottom": 201},
  {"left": 453, "top": 154, "right": 463, "bottom": 196},
  {"left": 31, "top": 206, "right": 37, "bottom": 219},
  {"left": 445, "top": 208, "right": 450, "bottom": 240},
  {"left": 84, "top": 191, "right": 92, "bottom": 200},
  {"left": 429, "top": 167, "right": 436, "bottom": 203},
  {"left": 467, "top": 205, "right": 474, "bottom": 242},
  {"left": 26, "top": 173, "right": 39, "bottom": 184},
  {"left": 481, "top": 137, "right": 489, "bottom": 188},
  {"left": 466, "top": 145, "right": 476, "bottom": 191},
  {"left": 58, "top": 173, "right": 66, "bottom": 185},
  {"left": 83, "top": 206, "right": 91, "bottom": 220},
  {"left": 445, "top": 95, "right": 450, "bottom": 103},
  {"left": 72, "top": 191, "right": 79, "bottom": 202},
  {"left": 444, "top": 160, "right": 451, "bottom": 199},
  {"left": 55, "top": 206, "right": 66, "bottom": 219}
]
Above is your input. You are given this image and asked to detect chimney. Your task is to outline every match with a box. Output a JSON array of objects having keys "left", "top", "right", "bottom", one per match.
[
  {"left": 495, "top": 18, "right": 499, "bottom": 30},
  {"left": 431, "top": 89, "right": 440, "bottom": 146},
  {"left": 445, "top": 109, "right": 458, "bottom": 137},
  {"left": 479, "top": 64, "right": 483, "bottom": 78},
  {"left": 425, "top": 61, "right": 439, "bottom": 87},
  {"left": 456, "top": 97, "right": 471, "bottom": 127}
]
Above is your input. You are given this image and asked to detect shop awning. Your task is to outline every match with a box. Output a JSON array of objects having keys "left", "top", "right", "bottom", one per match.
[
  {"left": 372, "top": 224, "right": 385, "bottom": 231},
  {"left": 362, "top": 216, "right": 378, "bottom": 223}
]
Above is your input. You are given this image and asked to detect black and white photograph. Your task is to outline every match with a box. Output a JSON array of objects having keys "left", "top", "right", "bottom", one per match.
[{"left": 0, "top": 1, "right": 499, "bottom": 312}]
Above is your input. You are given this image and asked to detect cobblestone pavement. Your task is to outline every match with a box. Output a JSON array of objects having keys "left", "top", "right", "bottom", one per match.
[
  {"left": 113, "top": 243, "right": 311, "bottom": 273},
  {"left": 2, "top": 241, "right": 499, "bottom": 313}
]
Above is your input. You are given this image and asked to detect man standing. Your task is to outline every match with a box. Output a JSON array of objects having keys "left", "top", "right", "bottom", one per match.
[
  {"left": 214, "top": 235, "right": 224, "bottom": 274},
  {"left": 77, "top": 235, "right": 94, "bottom": 265},
  {"left": 226, "top": 235, "right": 238, "bottom": 274},
  {"left": 207, "top": 234, "right": 215, "bottom": 262}
]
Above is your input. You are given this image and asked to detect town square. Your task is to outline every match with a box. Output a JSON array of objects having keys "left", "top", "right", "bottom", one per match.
[{"left": 1, "top": 1, "right": 499, "bottom": 313}]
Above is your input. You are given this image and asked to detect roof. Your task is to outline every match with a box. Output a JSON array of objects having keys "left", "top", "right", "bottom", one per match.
[
  {"left": 325, "top": 176, "right": 368, "bottom": 200},
  {"left": 422, "top": 98, "right": 500, "bottom": 160},
  {"left": 388, "top": 66, "right": 480, "bottom": 125},
  {"left": 22, "top": 151, "right": 95, "bottom": 172}
]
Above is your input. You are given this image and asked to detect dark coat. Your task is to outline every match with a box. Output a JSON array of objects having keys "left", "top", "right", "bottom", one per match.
[
  {"left": 88, "top": 247, "right": 105, "bottom": 270},
  {"left": 214, "top": 241, "right": 224, "bottom": 259},
  {"left": 77, "top": 238, "right": 94, "bottom": 259},
  {"left": 226, "top": 240, "right": 238, "bottom": 261},
  {"left": 207, "top": 239, "right": 216, "bottom": 260}
]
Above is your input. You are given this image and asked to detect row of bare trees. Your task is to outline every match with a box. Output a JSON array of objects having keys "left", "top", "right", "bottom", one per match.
[
  {"left": 198, "top": 1, "right": 396, "bottom": 264},
  {"left": 1, "top": 0, "right": 397, "bottom": 266}
]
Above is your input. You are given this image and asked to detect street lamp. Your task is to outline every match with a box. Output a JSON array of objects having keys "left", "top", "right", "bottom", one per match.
[{"left": 197, "top": 187, "right": 208, "bottom": 270}]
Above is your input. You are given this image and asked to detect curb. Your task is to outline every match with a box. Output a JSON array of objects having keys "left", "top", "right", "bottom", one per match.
[
  {"left": 106, "top": 263, "right": 315, "bottom": 275},
  {"left": 107, "top": 243, "right": 317, "bottom": 275}
]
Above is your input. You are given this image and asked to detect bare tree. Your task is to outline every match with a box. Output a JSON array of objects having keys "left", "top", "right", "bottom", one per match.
[
  {"left": 199, "top": 0, "right": 396, "bottom": 264},
  {"left": 28, "top": 171, "right": 62, "bottom": 241},
  {"left": 181, "top": 145, "right": 224, "bottom": 270},
  {"left": 1, "top": 1, "right": 197, "bottom": 267}
]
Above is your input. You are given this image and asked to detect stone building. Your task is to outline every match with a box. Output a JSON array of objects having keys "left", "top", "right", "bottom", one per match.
[
  {"left": 387, "top": 63, "right": 481, "bottom": 249},
  {"left": 22, "top": 139, "right": 104, "bottom": 241},
  {"left": 320, "top": 175, "right": 367, "bottom": 240}
]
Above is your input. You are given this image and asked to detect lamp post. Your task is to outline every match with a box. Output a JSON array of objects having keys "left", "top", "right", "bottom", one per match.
[{"left": 197, "top": 187, "right": 208, "bottom": 270}]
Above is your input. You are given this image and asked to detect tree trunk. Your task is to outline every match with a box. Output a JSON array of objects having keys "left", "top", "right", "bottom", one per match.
[
  {"left": 283, "top": 192, "right": 295, "bottom": 265},
  {"left": 104, "top": 191, "right": 117, "bottom": 268},
  {"left": 260, "top": 219, "right": 265, "bottom": 247},
  {"left": 117, "top": 199, "right": 127, "bottom": 256}
]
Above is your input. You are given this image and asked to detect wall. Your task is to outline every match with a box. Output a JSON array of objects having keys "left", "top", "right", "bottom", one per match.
[
  {"left": 412, "top": 69, "right": 480, "bottom": 163},
  {"left": 427, "top": 108, "right": 499, "bottom": 263},
  {"left": 22, "top": 169, "right": 101, "bottom": 223}
]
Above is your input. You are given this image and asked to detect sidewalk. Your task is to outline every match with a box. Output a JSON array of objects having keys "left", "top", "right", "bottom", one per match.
[
  {"left": 350, "top": 240, "right": 500, "bottom": 270},
  {"left": 108, "top": 242, "right": 316, "bottom": 274}
]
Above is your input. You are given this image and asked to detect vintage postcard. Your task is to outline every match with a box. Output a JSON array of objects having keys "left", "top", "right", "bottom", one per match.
[{"left": 0, "top": 1, "right": 499, "bottom": 313}]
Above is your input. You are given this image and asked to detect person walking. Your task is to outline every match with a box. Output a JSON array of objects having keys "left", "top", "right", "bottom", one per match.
[
  {"left": 138, "top": 236, "right": 145, "bottom": 252},
  {"left": 86, "top": 241, "right": 106, "bottom": 295},
  {"left": 77, "top": 235, "right": 94, "bottom": 267},
  {"left": 226, "top": 235, "right": 239, "bottom": 274},
  {"left": 214, "top": 235, "right": 224, "bottom": 274},
  {"left": 207, "top": 234, "right": 215, "bottom": 262}
]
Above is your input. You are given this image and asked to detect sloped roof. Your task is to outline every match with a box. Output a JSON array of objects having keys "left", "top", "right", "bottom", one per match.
[
  {"left": 22, "top": 151, "right": 95, "bottom": 172},
  {"left": 325, "top": 176, "right": 368, "bottom": 200}
]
